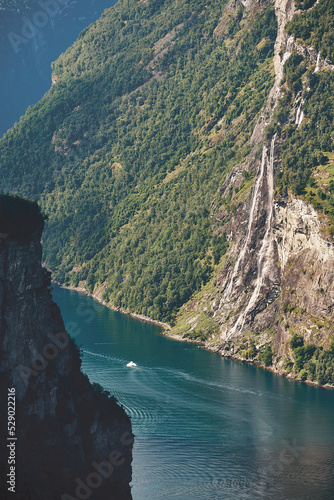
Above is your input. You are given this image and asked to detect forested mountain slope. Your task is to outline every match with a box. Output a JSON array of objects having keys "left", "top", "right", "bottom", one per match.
[
  {"left": 0, "top": 0, "right": 277, "bottom": 321},
  {"left": 0, "top": 0, "right": 334, "bottom": 385}
]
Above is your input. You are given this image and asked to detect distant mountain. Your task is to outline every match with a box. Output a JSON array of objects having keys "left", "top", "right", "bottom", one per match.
[{"left": 0, "top": 0, "right": 334, "bottom": 386}]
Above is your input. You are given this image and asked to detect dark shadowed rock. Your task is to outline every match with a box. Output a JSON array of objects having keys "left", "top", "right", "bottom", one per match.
[{"left": 0, "top": 195, "right": 133, "bottom": 500}]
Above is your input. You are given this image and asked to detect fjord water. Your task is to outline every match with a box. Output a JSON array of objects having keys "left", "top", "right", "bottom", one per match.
[
  {"left": 0, "top": 0, "right": 115, "bottom": 136},
  {"left": 52, "top": 286, "right": 334, "bottom": 500}
]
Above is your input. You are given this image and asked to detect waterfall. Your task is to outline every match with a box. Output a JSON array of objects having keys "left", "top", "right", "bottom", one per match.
[
  {"left": 223, "top": 40, "right": 289, "bottom": 314},
  {"left": 297, "top": 110, "right": 304, "bottom": 128},
  {"left": 214, "top": 146, "right": 268, "bottom": 316},
  {"left": 227, "top": 135, "right": 276, "bottom": 338},
  {"left": 295, "top": 103, "right": 301, "bottom": 125},
  {"left": 314, "top": 53, "right": 320, "bottom": 73},
  {"left": 217, "top": 0, "right": 294, "bottom": 330},
  {"left": 276, "top": 38, "right": 294, "bottom": 89},
  {"left": 295, "top": 102, "right": 304, "bottom": 128}
]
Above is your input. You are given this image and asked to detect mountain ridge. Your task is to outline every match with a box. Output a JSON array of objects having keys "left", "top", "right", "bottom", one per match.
[{"left": 0, "top": 0, "right": 334, "bottom": 386}]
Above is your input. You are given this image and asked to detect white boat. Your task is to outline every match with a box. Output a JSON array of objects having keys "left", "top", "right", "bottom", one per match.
[{"left": 126, "top": 361, "right": 137, "bottom": 367}]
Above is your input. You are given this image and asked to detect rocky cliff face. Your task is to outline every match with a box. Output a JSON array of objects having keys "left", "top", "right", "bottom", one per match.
[
  {"left": 0, "top": 0, "right": 332, "bottom": 388},
  {"left": 173, "top": 0, "right": 334, "bottom": 386},
  {"left": 0, "top": 196, "right": 133, "bottom": 499}
]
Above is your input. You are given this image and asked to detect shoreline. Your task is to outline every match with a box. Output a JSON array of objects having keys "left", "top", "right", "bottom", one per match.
[
  {"left": 53, "top": 281, "right": 333, "bottom": 390},
  {"left": 159, "top": 330, "right": 334, "bottom": 390},
  {"left": 52, "top": 281, "right": 171, "bottom": 332}
]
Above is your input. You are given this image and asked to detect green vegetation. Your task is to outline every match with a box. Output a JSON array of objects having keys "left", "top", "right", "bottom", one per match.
[
  {"left": 259, "top": 345, "right": 273, "bottom": 367},
  {"left": 246, "top": 340, "right": 257, "bottom": 359},
  {"left": 272, "top": 1, "right": 334, "bottom": 233},
  {"left": 289, "top": 334, "right": 334, "bottom": 385},
  {"left": 283, "top": 358, "right": 294, "bottom": 373},
  {"left": 275, "top": 70, "right": 334, "bottom": 208},
  {"left": 0, "top": 0, "right": 277, "bottom": 323},
  {"left": 294, "top": 0, "right": 317, "bottom": 10},
  {"left": 289, "top": 333, "right": 304, "bottom": 349},
  {"left": 293, "top": 343, "right": 317, "bottom": 371},
  {"left": 287, "top": 0, "right": 334, "bottom": 61}
]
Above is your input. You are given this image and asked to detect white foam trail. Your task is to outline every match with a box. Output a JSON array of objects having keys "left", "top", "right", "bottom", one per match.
[{"left": 82, "top": 349, "right": 126, "bottom": 364}]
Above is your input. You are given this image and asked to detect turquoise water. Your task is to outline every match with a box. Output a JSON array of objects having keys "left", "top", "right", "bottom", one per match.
[{"left": 52, "top": 285, "right": 334, "bottom": 500}]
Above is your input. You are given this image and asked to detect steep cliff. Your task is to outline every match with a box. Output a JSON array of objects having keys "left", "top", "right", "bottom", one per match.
[
  {"left": 0, "top": 195, "right": 133, "bottom": 499},
  {"left": 0, "top": 0, "right": 279, "bottom": 324},
  {"left": 173, "top": 0, "right": 334, "bottom": 386},
  {"left": 0, "top": 0, "right": 333, "bottom": 387}
]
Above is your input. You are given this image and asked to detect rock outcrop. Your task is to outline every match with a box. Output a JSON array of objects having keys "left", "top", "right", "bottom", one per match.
[
  {"left": 0, "top": 196, "right": 133, "bottom": 499},
  {"left": 173, "top": 0, "right": 334, "bottom": 386}
]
